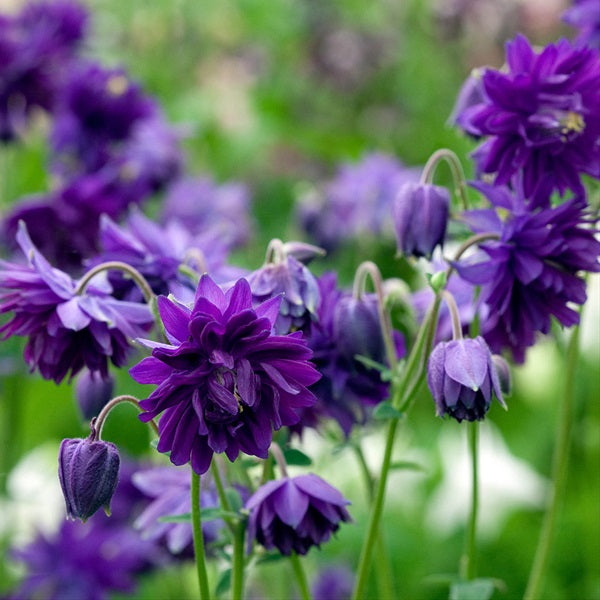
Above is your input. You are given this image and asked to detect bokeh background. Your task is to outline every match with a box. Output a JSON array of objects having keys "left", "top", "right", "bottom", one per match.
[{"left": 0, "top": 0, "right": 598, "bottom": 598}]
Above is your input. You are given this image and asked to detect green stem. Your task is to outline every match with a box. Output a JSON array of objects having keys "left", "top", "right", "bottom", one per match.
[
  {"left": 191, "top": 470, "right": 211, "bottom": 600},
  {"left": 352, "top": 417, "right": 399, "bottom": 600},
  {"left": 523, "top": 323, "right": 580, "bottom": 600},
  {"left": 461, "top": 421, "right": 479, "bottom": 580},
  {"left": 210, "top": 460, "right": 235, "bottom": 533},
  {"left": 290, "top": 551, "right": 312, "bottom": 600},
  {"left": 420, "top": 148, "right": 469, "bottom": 210},
  {"left": 92, "top": 394, "right": 159, "bottom": 439},
  {"left": 231, "top": 520, "right": 246, "bottom": 600},
  {"left": 75, "top": 261, "right": 155, "bottom": 303},
  {"left": 352, "top": 444, "right": 396, "bottom": 599}
]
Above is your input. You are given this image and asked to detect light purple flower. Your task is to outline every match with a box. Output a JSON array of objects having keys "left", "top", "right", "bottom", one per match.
[
  {"left": 130, "top": 275, "right": 320, "bottom": 474},
  {"left": 0, "top": 222, "right": 153, "bottom": 382},
  {"left": 427, "top": 336, "right": 506, "bottom": 422},
  {"left": 161, "top": 176, "right": 253, "bottom": 250},
  {"left": 245, "top": 474, "right": 351, "bottom": 556},
  {"left": 132, "top": 465, "right": 232, "bottom": 555}
]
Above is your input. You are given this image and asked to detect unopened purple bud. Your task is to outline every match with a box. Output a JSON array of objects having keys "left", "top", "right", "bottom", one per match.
[
  {"left": 393, "top": 182, "right": 450, "bottom": 259},
  {"left": 427, "top": 336, "right": 506, "bottom": 422},
  {"left": 75, "top": 370, "right": 114, "bottom": 420},
  {"left": 491, "top": 354, "right": 511, "bottom": 397},
  {"left": 333, "top": 296, "right": 385, "bottom": 364},
  {"left": 58, "top": 437, "right": 120, "bottom": 521}
]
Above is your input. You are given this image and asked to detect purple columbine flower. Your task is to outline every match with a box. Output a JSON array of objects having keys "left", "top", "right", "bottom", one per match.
[
  {"left": 74, "top": 369, "right": 114, "bottom": 420},
  {"left": 161, "top": 176, "right": 253, "bottom": 250},
  {"left": 50, "top": 61, "right": 157, "bottom": 175},
  {"left": 89, "top": 210, "right": 237, "bottom": 302},
  {"left": 297, "top": 153, "right": 420, "bottom": 251},
  {"left": 130, "top": 274, "right": 320, "bottom": 475},
  {"left": 427, "top": 336, "right": 506, "bottom": 422},
  {"left": 245, "top": 474, "right": 351, "bottom": 556},
  {"left": 455, "top": 34, "right": 600, "bottom": 198},
  {"left": 58, "top": 437, "right": 120, "bottom": 522},
  {"left": 0, "top": 0, "right": 87, "bottom": 142},
  {"left": 563, "top": 0, "right": 600, "bottom": 49},
  {"left": 132, "top": 466, "right": 224, "bottom": 555},
  {"left": 247, "top": 241, "right": 322, "bottom": 335},
  {"left": 0, "top": 222, "right": 153, "bottom": 382},
  {"left": 453, "top": 181, "right": 600, "bottom": 363},
  {"left": 393, "top": 182, "right": 450, "bottom": 259}
]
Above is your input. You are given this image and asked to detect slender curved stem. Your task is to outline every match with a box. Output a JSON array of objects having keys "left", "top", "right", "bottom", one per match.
[
  {"left": 290, "top": 552, "right": 311, "bottom": 600},
  {"left": 442, "top": 290, "right": 463, "bottom": 341},
  {"left": 461, "top": 421, "right": 479, "bottom": 580},
  {"left": 352, "top": 417, "right": 399, "bottom": 600},
  {"left": 91, "top": 394, "right": 159, "bottom": 440},
  {"left": 352, "top": 444, "right": 396, "bottom": 600},
  {"left": 420, "top": 148, "right": 469, "bottom": 210},
  {"left": 75, "top": 261, "right": 154, "bottom": 303},
  {"left": 270, "top": 442, "right": 289, "bottom": 477},
  {"left": 523, "top": 323, "right": 581, "bottom": 600},
  {"left": 231, "top": 520, "right": 246, "bottom": 600},
  {"left": 191, "top": 470, "right": 211, "bottom": 600}
]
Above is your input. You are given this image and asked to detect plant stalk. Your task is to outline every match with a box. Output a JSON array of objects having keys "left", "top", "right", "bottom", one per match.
[{"left": 191, "top": 470, "right": 211, "bottom": 600}]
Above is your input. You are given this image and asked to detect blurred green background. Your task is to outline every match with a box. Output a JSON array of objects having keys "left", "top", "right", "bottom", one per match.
[{"left": 0, "top": 0, "right": 598, "bottom": 598}]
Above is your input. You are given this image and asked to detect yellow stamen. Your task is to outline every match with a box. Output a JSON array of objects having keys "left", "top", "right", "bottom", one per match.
[{"left": 106, "top": 75, "right": 128, "bottom": 96}]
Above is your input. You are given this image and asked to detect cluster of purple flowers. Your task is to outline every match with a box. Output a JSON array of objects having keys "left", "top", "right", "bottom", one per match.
[{"left": 297, "top": 153, "right": 420, "bottom": 251}]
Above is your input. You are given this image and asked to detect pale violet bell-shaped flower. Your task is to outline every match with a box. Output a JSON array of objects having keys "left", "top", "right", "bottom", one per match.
[
  {"left": 245, "top": 473, "right": 351, "bottom": 556},
  {"left": 393, "top": 182, "right": 450, "bottom": 259},
  {"left": 427, "top": 336, "right": 506, "bottom": 422},
  {"left": 247, "top": 241, "right": 324, "bottom": 334},
  {"left": 58, "top": 437, "right": 120, "bottom": 521}
]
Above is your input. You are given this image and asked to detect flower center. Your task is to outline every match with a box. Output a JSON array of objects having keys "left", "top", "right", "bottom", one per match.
[{"left": 559, "top": 111, "right": 585, "bottom": 140}]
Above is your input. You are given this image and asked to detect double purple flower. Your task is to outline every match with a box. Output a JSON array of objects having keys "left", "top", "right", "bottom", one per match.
[
  {"left": 0, "top": 222, "right": 152, "bottom": 383},
  {"left": 455, "top": 34, "right": 600, "bottom": 198},
  {"left": 130, "top": 274, "right": 319, "bottom": 474},
  {"left": 454, "top": 182, "right": 600, "bottom": 362}
]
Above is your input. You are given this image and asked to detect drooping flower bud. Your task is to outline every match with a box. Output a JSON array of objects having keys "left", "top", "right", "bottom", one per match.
[
  {"left": 393, "top": 182, "right": 450, "bottom": 259},
  {"left": 333, "top": 295, "right": 386, "bottom": 364},
  {"left": 427, "top": 336, "right": 506, "bottom": 422},
  {"left": 74, "top": 370, "right": 114, "bottom": 420},
  {"left": 58, "top": 437, "right": 120, "bottom": 521}
]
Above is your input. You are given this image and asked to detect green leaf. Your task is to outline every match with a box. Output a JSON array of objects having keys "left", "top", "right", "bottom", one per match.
[
  {"left": 372, "top": 401, "right": 404, "bottom": 420},
  {"left": 158, "top": 512, "right": 191, "bottom": 523},
  {"left": 354, "top": 355, "right": 392, "bottom": 380},
  {"left": 215, "top": 568, "right": 231, "bottom": 596},
  {"left": 158, "top": 507, "right": 239, "bottom": 524},
  {"left": 255, "top": 551, "right": 287, "bottom": 565},
  {"left": 283, "top": 448, "right": 312, "bottom": 466},
  {"left": 389, "top": 461, "right": 425, "bottom": 472},
  {"left": 449, "top": 579, "right": 495, "bottom": 600}
]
